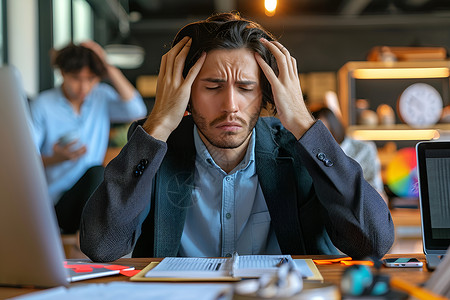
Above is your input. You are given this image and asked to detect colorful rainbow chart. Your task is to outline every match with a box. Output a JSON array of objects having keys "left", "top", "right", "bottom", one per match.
[{"left": 385, "top": 147, "right": 419, "bottom": 198}]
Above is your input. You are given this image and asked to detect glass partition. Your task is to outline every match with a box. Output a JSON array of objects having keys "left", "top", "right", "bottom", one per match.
[
  {"left": 73, "top": 0, "right": 93, "bottom": 44},
  {"left": 52, "top": 0, "right": 93, "bottom": 85}
]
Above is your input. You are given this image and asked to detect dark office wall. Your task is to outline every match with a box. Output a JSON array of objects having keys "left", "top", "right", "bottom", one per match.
[{"left": 121, "top": 14, "right": 450, "bottom": 83}]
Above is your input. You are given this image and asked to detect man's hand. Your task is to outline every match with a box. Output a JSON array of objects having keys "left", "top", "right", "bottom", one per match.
[
  {"left": 81, "top": 40, "right": 109, "bottom": 66},
  {"left": 255, "top": 38, "right": 315, "bottom": 140},
  {"left": 81, "top": 40, "right": 140, "bottom": 102},
  {"left": 143, "top": 36, "right": 206, "bottom": 142},
  {"left": 42, "top": 141, "right": 87, "bottom": 167}
]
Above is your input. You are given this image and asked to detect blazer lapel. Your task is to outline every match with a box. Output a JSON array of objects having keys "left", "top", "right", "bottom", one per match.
[
  {"left": 154, "top": 117, "right": 196, "bottom": 257},
  {"left": 254, "top": 118, "right": 307, "bottom": 254}
]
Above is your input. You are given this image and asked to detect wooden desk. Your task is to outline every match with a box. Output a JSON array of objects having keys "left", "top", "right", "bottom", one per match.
[{"left": 0, "top": 254, "right": 432, "bottom": 299}]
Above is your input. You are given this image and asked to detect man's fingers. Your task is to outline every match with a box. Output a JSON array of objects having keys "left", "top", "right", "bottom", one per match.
[
  {"left": 255, "top": 52, "right": 277, "bottom": 85},
  {"left": 157, "top": 54, "right": 168, "bottom": 90},
  {"left": 81, "top": 40, "right": 107, "bottom": 64},
  {"left": 291, "top": 56, "right": 299, "bottom": 81},
  {"left": 260, "top": 39, "right": 293, "bottom": 78},
  {"left": 183, "top": 52, "right": 206, "bottom": 87},
  {"left": 173, "top": 38, "right": 192, "bottom": 84},
  {"left": 65, "top": 140, "right": 78, "bottom": 148},
  {"left": 272, "top": 41, "right": 294, "bottom": 76},
  {"left": 272, "top": 41, "right": 290, "bottom": 55},
  {"left": 70, "top": 146, "right": 87, "bottom": 159},
  {"left": 165, "top": 36, "right": 190, "bottom": 78}
]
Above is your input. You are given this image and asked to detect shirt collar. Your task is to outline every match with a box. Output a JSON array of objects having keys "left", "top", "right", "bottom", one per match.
[{"left": 193, "top": 125, "right": 256, "bottom": 174}]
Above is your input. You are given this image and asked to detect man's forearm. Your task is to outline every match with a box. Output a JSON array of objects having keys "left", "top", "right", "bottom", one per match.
[
  {"left": 80, "top": 126, "right": 168, "bottom": 262},
  {"left": 106, "top": 65, "right": 136, "bottom": 101},
  {"left": 296, "top": 121, "right": 395, "bottom": 259}
]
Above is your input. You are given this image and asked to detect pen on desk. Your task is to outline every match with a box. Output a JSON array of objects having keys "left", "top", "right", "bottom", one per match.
[
  {"left": 276, "top": 257, "right": 289, "bottom": 267},
  {"left": 229, "top": 251, "right": 239, "bottom": 277},
  {"left": 390, "top": 277, "right": 447, "bottom": 300}
]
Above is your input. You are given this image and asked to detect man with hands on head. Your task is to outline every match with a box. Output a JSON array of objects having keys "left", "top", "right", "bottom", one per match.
[
  {"left": 80, "top": 12, "right": 394, "bottom": 262},
  {"left": 30, "top": 41, "right": 147, "bottom": 234}
]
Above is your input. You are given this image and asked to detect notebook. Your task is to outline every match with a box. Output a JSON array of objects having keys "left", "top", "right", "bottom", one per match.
[
  {"left": 0, "top": 66, "right": 132, "bottom": 287},
  {"left": 131, "top": 255, "right": 323, "bottom": 282},
  {"left": 416, "top": 141, "right": 450, "bottom": 270}
]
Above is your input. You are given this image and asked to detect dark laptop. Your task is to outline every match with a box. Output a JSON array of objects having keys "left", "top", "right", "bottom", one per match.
[{"left": 416, "top": 141, "right": 450, "bottom": 270}]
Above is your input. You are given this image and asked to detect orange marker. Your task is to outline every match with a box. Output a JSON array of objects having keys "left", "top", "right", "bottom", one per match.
[
  {"left": 341, "top": 260, "right": 374, "bottom": 266},
  {"left": 390, "top": 277, "right": 447, "bottom": 300}
]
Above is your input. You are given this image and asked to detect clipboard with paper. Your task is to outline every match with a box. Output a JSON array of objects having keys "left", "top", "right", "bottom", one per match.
[{"left": 130, "top": 254, "right": 323, "bottom": 282}]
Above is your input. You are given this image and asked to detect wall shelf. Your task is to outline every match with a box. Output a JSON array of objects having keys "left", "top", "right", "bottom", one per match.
[
  {"left": 346, "top": 124, "right": 450, "bottom": 141},
  {"left": 338, "top": 60, "right": 450, "bottom": 141}
]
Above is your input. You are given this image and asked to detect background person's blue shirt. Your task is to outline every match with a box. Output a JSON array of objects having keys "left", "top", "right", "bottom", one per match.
[
  {"left": 30, "top": 83, "right": 147, "bottom": 204},
  {"left": 178, "top": 125, "right": 282, "bottom": 257}
]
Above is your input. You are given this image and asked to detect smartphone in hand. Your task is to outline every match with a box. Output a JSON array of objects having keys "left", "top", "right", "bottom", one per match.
[{"left": 382, "top": 258, "right": 423, "bottom": 268}]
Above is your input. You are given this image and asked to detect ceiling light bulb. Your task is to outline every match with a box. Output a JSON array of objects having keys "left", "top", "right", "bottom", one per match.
[{"left": 265, "top": 0, "right": 277, "bottom": 16}]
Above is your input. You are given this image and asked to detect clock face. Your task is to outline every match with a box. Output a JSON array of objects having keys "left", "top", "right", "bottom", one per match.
[{"left": 397, "top": 83, "right": 443, "bottom": 127}]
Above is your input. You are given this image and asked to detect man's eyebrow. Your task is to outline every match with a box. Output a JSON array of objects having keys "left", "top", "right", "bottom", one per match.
[
  {"left": 200, "top": 78, "right": 257, "bottom": 85},
  {"left": 201, "top": 78, "right": 226, "bottom": 83},
  {"left": 236, "top": 80, "right": 257, "bottom": 85}
]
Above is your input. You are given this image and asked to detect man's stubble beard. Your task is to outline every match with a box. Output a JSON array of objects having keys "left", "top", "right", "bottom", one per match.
[{"left": 191, "top": 105, "right": 262, "bottom": 150}]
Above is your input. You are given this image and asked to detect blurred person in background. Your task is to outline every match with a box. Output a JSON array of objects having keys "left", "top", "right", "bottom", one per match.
[{"left": 30, "top": 41, "right": 147, "bottom": 234}]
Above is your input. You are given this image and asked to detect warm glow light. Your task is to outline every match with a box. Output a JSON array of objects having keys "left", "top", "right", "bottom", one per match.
[
  {"left": 353, "top": 68, "right": 449, "bottom": 79},
  {"left": 265, "top": 0, "right": 277, "bottom": 16},
  {"left": 350, "top": 130, "right": 440, "bottom": 141}
]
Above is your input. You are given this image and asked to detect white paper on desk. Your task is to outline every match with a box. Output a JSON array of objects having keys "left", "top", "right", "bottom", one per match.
[
  {"left": 145, "top": 257, "right": 229, "bottom": 278},
  {"left": 11, "top": 282, "right": 232, "bottom": 300},
  {"left": 145, "top": 255, "right": 294, "bottom": 278}
]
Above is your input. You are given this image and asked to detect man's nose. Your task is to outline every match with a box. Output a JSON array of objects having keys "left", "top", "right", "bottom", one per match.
[{"left": 221, "top": 86, "right": 238, "bottom": 113}]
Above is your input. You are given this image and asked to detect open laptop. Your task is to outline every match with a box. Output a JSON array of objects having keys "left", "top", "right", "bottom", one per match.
[
  {"left": 0, "top": 66, "right": 69, "bottom": 287},
  {"left": 416, "top": 141, "right": 450, "bottom": 270},
  {"left": 0, "top": 66, "right": 133, "bottom": 287}
]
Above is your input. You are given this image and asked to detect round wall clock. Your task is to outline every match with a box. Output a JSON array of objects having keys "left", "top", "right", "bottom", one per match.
[{"left": 397, "top": 83, "right": 443, "bottom": 128}]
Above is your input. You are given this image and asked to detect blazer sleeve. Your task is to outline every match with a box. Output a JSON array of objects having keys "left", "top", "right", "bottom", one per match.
[
  {"left": 296, "top": 121, "right": 395, "bottom": 259},
  {"left": 80, "top": 124, "right": 167, "bottom": 262}
]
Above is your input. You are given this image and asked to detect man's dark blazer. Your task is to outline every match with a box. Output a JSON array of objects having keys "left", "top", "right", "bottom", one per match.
[{"left": 80, "top": 116, "right": 394, "bottom": 262}]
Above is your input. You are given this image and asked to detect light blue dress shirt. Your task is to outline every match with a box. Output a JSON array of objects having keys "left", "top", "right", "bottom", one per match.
[
  {"left": 178, "top": 126, "right": 282, "bottom": 257},
  {"left": 30, "top": 83, "right": 147, "bottom": 204}
]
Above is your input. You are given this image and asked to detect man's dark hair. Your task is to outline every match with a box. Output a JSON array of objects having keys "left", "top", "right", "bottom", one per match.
[
  {"left": 172, "top": 12, "right": 279, "bottom": 113},
  {"left": 52, "top": 44, "right": 107, "bottom": 77}
]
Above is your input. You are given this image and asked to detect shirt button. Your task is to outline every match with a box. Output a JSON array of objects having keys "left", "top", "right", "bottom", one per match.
[
  {"left": 226, "top": 213, "right": 232, "bottom": 219},
  {"left": 226, "top": 176, "right": 231, "bottom": 181}
]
